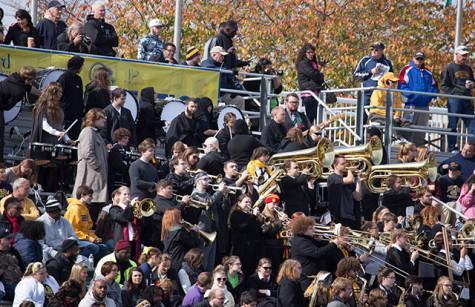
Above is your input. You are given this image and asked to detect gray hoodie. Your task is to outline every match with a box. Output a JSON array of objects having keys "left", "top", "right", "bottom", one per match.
[{"left": 78, "top": 289, "right": 117, "bottom": 307}]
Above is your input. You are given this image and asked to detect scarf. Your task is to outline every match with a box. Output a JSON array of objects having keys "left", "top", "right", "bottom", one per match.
[{"left": 5, "top": 213, "right": 19, "bottom": 243}]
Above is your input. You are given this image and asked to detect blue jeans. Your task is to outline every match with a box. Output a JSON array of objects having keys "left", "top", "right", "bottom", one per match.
[
  {"left": 447, "top": 98, "right": 475, "bottom": 149},
  {"left": 78, "top": 241, "right": 110, "bottom": 265}
]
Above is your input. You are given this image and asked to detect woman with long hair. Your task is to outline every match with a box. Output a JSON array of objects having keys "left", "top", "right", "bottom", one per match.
[
  {"left": 183, "top": 146, "right": 200, "bottom": 172},
  {"left": 178, "top": 248, "right": 204, "bottom": 294},
  {"left": 121, "top": 267, "right": 147, "bottom": 307},
  {"left": 84, "top": 67, "right": 111, "bottom": 112},
  {"left": 246, "top": 146, "right": 272, "bottom": 191},
  {"left": 279, "top": 127, "right": 307, "bottom": 153},
  {"left": 13, "top": 262, "right": 48, "bottom": 307},
  {"left": 205, "top": 265, "right": 235, "bottom": 307},
  {"left": 5, "top": 158, "right": 37, "bottom": 186},
  {"left": 138, "top": 247, "right": 162, "bottom": 286},
  {"left": 14, "top": 220, "right": 44, "bottom": 268},
  {"left": 425, "top": 276, "right": 460, "bottom": 307},
  {"left": 161, "top": 208, "right": 202, "bottom": 272},
  {"left": 458, "top": 173, "right": 475, "bottom": 218},
  {"left": 276, "top": 259, "right": 305, "bottom": 307},
  {"left": 295, "top": 43, "right": 325, "bottom": 124},
  {"left": 260, "top": 194, "right": 285, "bottom": 270},
  {"left": 246, "top": 258, "right": 278, "bottom": 302},
  {"left": 4, "top": 9, "right": 39, "bottom": 47},
  {"left": 68, "top": 263, "right": 89, "bottom": 298},
  {"left": 397, "top": 142, "right": 418, "bottom": 163},
  {"left": 47, "top": 279, "right": 82, "bottom": 307},
  {"left": 215, "top": 112, "right": 236, "bottom": 159}
]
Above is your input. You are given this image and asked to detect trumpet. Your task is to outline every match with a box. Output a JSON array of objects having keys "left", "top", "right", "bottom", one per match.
[
  {"left": 188, "top": 170, "right": 223, "bottom": 183},
  {"left": 274, "top": 207, "right": 290, "bottom": 226},
  {"left": 209, "top": 184, "right": 247, "bottom": 195},
  {"left": 131, "top": 198, "right": 156, "bottom": 219},
  {"left": 181, "top": 220, "right": 217, "bottom": 243},
  {"left": 173, "top": 193, "right": 209, "bottom": 210}
]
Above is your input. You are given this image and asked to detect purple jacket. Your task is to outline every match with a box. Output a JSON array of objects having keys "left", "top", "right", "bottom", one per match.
[{"left": 182, "top": 284, "right": 205, "bottom": 307}]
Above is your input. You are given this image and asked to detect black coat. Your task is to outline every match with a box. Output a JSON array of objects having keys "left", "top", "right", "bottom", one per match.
[
  {"left": 215, "top": 127, "right": 232, "bottom": 159},
  {"left": 196, "top": 151, "right": 224, "bottom": 176},
  {"left": 108, "top": 143, "right": 130, "bottom": 190},
  {"left": 36, "top": 18, "right": 67, "bottom": 50},
  {"left": 163, "top": 227, "right": 202, "bottom": 272},
  {"left": 290, "top": 235, "right": 334, "bottom": 279},
  {"left": 276, "top": 277, "right": 305, "bottom": 307},
  {"left": 57, "top": 69, "right": 84, "bottom": 121},
  {"left": 0, "top": 214, "right": 24, "bottom": 238},
  {"left": 136, "top": 98, "right": 161, "bottom": 144},
  {"left": 382, "top": 187, "right": 413, "bottom": 217},
  {"left": 57, "top": 31, "right": 90, "bottom": 53},
  {"left": 165, "top": 172, "right": 194, "bottom": 196},
  {"left": 108, "top": 205, "right": 134, "bottom": 244},
  {"left": 227, "top": 135, "right": 262, "bottom": 170},
  {"left": 0, "top": 73, "right": 30, "bottom": 111},
  {"left": 101, "top": 104, "right": 137, "bottom": 146},
  {"left": 278, "top": 139, "right": 307, "bottom": 153},
  {"left": 260, "top": 120, "right": 287, "bottom": 154},
  {"left": 46, "top": 253, "right": 75, "bottom": 285},
  {"left": 297, "top": 59, "right": 324, "bottom": 91},
  {"left": 246, "top": 272, "right": 278, "bottom": 298},
  {"left": 84, "top": 83, "right": 110, "bottom": 112},
  {"left": 385, "top": 246, "right": 417, "bottom": 286},
  {"left": 283, "top": 109, "right": 311, "bottom": 131},
  {"left": 165, "top": 112, "right": 205, "bottom": 157},
  {"left": 279, "top": 174, "right": 313, "bottom": 216},
  {"left": 4, "top": 23, "right": 40, "bottom": 47},
  {"left": 83, "top": 15, "right": 118, "bottom": 56}
]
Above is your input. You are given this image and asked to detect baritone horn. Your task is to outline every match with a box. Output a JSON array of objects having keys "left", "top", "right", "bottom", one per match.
[
  {"left": 132, "top": 198, "right": 156, "bottom": 219},
  {"left": 173, "top": 193, "right": 209, "bottom": 210},
  {"left": 181, "top": 220, "right": 217, "bottom": 243}
]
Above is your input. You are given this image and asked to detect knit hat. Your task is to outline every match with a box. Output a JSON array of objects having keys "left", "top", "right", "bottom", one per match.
[
  {"left": 265, "top": 193, "right": 280, "bottom": 204},
  {"left": 67, "top": 56, "right": 85, "bottom": 71},
  {"left": 185, "top": 46, "right": 200, "bottom": 61},
  {"left": 115, "top": 240, "right": 131, "bottom": 252},
  {"left": 61, "top": 239, "right": 79, "bottom": 252},
  {"left": 45, "top": 196, "right": 62, "bottom": 212},
  {"left": 194, "top": 172, "right": 209, "bottom": 183}
]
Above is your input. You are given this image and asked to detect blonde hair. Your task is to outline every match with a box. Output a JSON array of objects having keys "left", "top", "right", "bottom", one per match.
[
  {"left": 397, "top": 143, "right": 416, "bottom": 163},
  {"left": 23, "top": 262, "right": 45, "bottom": 277},
  {"left": 276, "top": 259, "right": 301, "bottom": 283},
  {"left": 69, "top": 263, "right": 88, "bottom": 297}
]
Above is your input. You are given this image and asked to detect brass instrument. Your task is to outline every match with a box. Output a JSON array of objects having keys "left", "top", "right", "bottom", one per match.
[
  {"left": 181, "top": 220, "right": 217, "bottom": 243},
  {"left": 173, "top": 193, "right": 209, "bottom": 210},
  {"left": 269, "top": 137, "right": 334, "bottom": 178},
  {"left": 188, "top": 170, "right": 223, "bottom": 184},
  {"left": 257, "top": 169, "right": 284, "bottom": 194},
  {"left": 366, "top": 155, "right": 437, "bottom": 194},
  {"left": 274, "top": 207, "right": 290, "bottom": 226},
  {"left": 131, "top": 198, "right": 156, "bottom": 219},
  {"left": 209, "top": 183, "right": 246, "bottom": 195},
  {"left": 396, "top": 285, "right": 406, "bottom": 307},
  {"left": 460, "top": 221, "right": 475, "bottom": 239}
]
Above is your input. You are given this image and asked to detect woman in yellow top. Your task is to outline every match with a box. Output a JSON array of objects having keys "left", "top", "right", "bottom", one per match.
[
  {"left": 369, "top": 72, "right": 403, "bottom": 123},
  {"left": 246, "top": 146, "right": 273, "bottom": 191}
]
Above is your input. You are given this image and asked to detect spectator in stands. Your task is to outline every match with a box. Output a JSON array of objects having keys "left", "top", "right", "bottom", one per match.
[
  {"left": 121, "top": 267, "right": 146, "bottom": 307},
  {"left": 215, "top": 112, "right": 236, "bottom": 160},
  {"left": 95, "top": 240, "right": 137, "bottom": 287},
  {"left": 205, "top": 266, "right": 235, "bottom": 307},
  {"left": 296, "top": 43, "right": 325, "bottom": 124},
  {"left": 441, "top": 45, "right": 475, "bottom": 152},
  {"left": 245, "top": 258, "right": 278, "bottom": 301},
  {"left": 72, "top": 108, "right": 109, "bottom": 212},
  {"left": 0, "top": 178, "right": 39, "bottom": 221},
  {"left": 458, "top": 173, "right": 475, "bottom": 219},
  {"left": 4, "top": 9, "right": 39, "bottom": 47},
  {"left": 0, "top": 66, "right": 38, "bottom": 163},
  {"left": 57, "top": 22, "right": 91, "bottom": 53},
  {"left": 182, "top": 272, "right": 212, "bottom": 307},
  {"left": 224, "top": 256, "right": 246, "bottom": 302},
  {"left": 137, "top": 87, "right": 161, "bottom": 144},
  {"left": 79, "top": 279, "right": 116, "bottom": 307},
  {"left": 181, "top": 46, "right": 201, "bottom": 66},
  {"left": 65, "top": 185, "right": 109, "bottom": 261},
  {"left": 58, "top": 55, "right": 85, "bottom": 140},
  {"left": 4, "top": 159, "right": 36, "bottom": 187},
  {"left": 98, "top": 261, "right": 122, "bottom": 306},
  {"left": 261, "top": 107, "right": 287, "bottom": 154},
  {"left": 138, "top": 18, "right": 164, "bottom": 61},
  {"left": 128, "top": 139, "right": 158, "bottom": 200},
  {"left": 36, "top": 1, "right": 67, "bottom": 50},
  {"left": 398, "top": 51, "right": 439, "bottom": 146},
  {"left": 239, "top": 291, "right": 258, "bottom": 307},
  {"left": 138, "top": 247, "right": 161, "bottom": 286},
  {"left": 83, "top": 1, "right": 119, "bottom": 56},
  {"left": 48, "top": 279, "right": 82, "bottom": 307},
  {"left": 46, "top": 239, "right": 79, "bottom": 285},
  {"left": 369, "top": 72, "right": 403, "bottom": 125},
  {"left": 243, "top": 57, "right": 283, "bottom": 98},
  {"left": 0, "top": 164, "right": 12, "bottom": 199},
  {"left": 84, "top": 67, "right": 112, "bottom": 112},
  {"left": 13, "top": 262, "right": 48, "bottom": 307},
  {"left": 279, "top": 127, "right": 308, "bottom": 153},
  {"left": 201, "top": 46, "right": 245, "bottom": 109},
  {"left": 101, "top": 87, "right": 137, "bottom": 148},
  {"left": 0, "top": 8, "right": 4, "bottom": 42},
  {"left": 197, "top": 287, "right": 226, "bottom": 307},
  {"left": 227, "top": 119, "right": 262, "bottom": 170},
  {"left": 0, "top": 196, "right": 24, "bottom": 242},
  {"left": 14, "top": 220, "right": 44, "bottom": 268},
  {"left": 354, "top": 42, "right": 394, "bottom": 122},
  {"left": 438, "top": 142, "right": 475, "bottom": 179},
  {"left": 178, "top": 248, "right": 205, "bottom": 294},
  {"left": 327, "top": 277, "right": 353, "bottom": 307},
  {"left": 275, "top": 259, "right": 305, "bottom": 307},
  {"left": 69, "top": 263, "right": 89, "bottom": 298},
  {"left": 196, "top": 137, "right": 224, "bottom": 176},
  {"left": 155, "top": 42, "right": 178, "bottom": 64},
  {"left": 282, "top": 93, "right": 310, "bottom": 131},
  {"left": 0, "top": 228, "right": 22, "bottom": 301}
]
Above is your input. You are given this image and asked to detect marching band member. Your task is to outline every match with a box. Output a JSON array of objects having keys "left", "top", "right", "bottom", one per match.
[
  {"left": 356, "top": 222, "right": 386, "bottom": 288},
  {"left": 327, "top": 277, "right": 354, "bottom": 307},
  {"left": 229, "top": 194, "right": 263, "bottom": 276},
  {"left": 184, "top": 146, "right": 201, "bottom": 172},
  {"left": 166, "top": 157, "right": 194, "bottom": 196},
  {"left": 425, "top": 276, "right": 460, "bottom": 307},
  {"left": 335, "top": 257, "right": 365, "bottom": 307},
  {"left": 108, "top": 128, "right": 131, "bottom": 193},
  {"left": 223, "top": 160, "right": 256, "bottom": 204},
  {"left": 377, "top": 268, "right": 401, "bottom": 307},
  {"left": 171, "top": 141, "right": 187, "bottom": 159},
  {"left": 385, "top": 229, "right": 419, "bottom": 286},
  {"left": 261, "top": 193, "right": 285, "bottom": 270},
  {"left": 403, "top": 275, "right": 425, "bottom": 307},
  {"left": 128, "top": 138, "right": 158, "bottom": 200},
  {"left": 431, "top": 231, "right": 473, "bottom": 279},
  {"left": 246, "top": 147, "right": 272, "bottom": 191},
  {"left": 245, "top": 258, "right": 278, "bottom": 302},
  {"left": 382, "top": 175, "right": 413, "bottom": 217},
  {"left": 227, "top": 119, "right": 262, "bottom": 170},
  {"left": 278, "top": 160, "right": 315, "bottom": 216},
  {"left": 276, "top": 259, "right": 305, "bottom": 307}
]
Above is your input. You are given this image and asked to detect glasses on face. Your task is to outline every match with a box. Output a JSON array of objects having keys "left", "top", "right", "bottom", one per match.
[
  {"left": 287, "top": 100, "right": 299, "bottom": 104},
  {"left": 217, "top": 277, "right": 227, "bottom": 282},
  {"left": 415, "top": 57, "right": 424, "bottom": 61},
  {"left": 191, "top": 155, "right": 199, "bottom": 160}
]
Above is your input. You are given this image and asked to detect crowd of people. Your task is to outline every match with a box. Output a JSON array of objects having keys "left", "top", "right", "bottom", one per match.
[{"left": 1, "top": 1, "right": 475, "bottom": 307}]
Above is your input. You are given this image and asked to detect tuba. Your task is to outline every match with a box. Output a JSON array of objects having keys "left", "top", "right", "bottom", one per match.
[
  {"left": 366, "top": 155, "right": 437, "bottom": 194},
  {"left": 459, "top": 221, "right": 475, "bottom": 240},
  {"left": 269, "top": 137, "right": 334, "bottom": 179},
  {"left": 132, "top": 198, "right": 156, "bottom": 219}
]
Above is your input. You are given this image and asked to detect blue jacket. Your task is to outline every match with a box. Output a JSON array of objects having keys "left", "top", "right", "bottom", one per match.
[
  {"left": 398, "top": 61, "right": 439, "bottom": 107},
  {"left": 14, "top": 233, "right": 43, "bottom": 268},
  {"left": 353, "top": 54, "right": 393, "bottom": 94},
  {"left": 201, "top": 59, "right": 243, "bottom": 96}
]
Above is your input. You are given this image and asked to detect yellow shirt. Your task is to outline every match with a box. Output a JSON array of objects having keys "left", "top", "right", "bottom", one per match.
[
  {"left": 0, "top": 194, "right": 40, "bottom": 220},
  {"left": 369, "top": 75, "right": 403, "bottom": 118},
  {"left": 64, "top": 198, "right": 98, "bottom": 241}
]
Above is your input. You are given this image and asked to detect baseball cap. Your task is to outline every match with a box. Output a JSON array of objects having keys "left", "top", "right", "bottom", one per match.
[
  {"left": 413, "top": 52, "right": 425, "bottom": 59},
  {"left": 148, "top": 19, "right": 163, "bottom": 28},
  {"left": 370, "top": 42, "right": 385, "bottom": 50},
  {"left": 210, "top": 46, "right": 228, "bottom": 55},
  {"left": 383, "top": 72, "right": 399, "bottom": 82},
  {"left": 48, "top": 1, "right": 66, "bottom": 9},
  {"left": 448, "top": 161, "right": 462, "bottom": 171},
  {"left": 455, "top": 45, "right": 469, "bottom": 55}
]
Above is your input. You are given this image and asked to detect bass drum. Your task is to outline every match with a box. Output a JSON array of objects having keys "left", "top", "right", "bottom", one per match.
[
  {"left": 109, "top": 86, "right": 139, "bottom": 122},
  {"left": 35, "top": 68, "right": 66, "bottom": 90},
  {"left": 217, "top": 105, "right": 244, "bottom": 129},
  {"left": 160, "top": 100, "right": 185, "bottom": 133},
  {"left": 0, "top": 73, "right": 22, "bottom": 125}
]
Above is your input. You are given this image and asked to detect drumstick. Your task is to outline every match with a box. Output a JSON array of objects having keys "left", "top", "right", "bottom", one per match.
[{"left": 59, "top": 119, "right": 78, "bottom": 141}]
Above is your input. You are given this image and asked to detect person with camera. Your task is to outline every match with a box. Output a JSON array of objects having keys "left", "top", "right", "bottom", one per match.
[
  {"left": 36, "top": 1, "right": 67, "bottom": 50},
  {"left": 243, "top": 58, "right": 283, "bottom": 94},
  {"left": 57, "top": 22, "right": 91, "bottom": 53}
]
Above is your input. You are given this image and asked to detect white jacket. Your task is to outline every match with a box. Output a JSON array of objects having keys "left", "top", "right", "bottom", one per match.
[{"left": 13, "top": 277, "right": 45, "bottom": 307}]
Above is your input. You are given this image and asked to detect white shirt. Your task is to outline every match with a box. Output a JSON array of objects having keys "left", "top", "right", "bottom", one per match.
[
  {"left": 439, "top": 249, "right": 474, "bottom": 276},
  {"left": 37, "top": 213, "right": 77, "bottom": 260},
  {"left": 42, "top": 117, "right": 71, "bottom": 143},
  {"left": 13, "top": 277, "right": 45, "bottom": 307}
]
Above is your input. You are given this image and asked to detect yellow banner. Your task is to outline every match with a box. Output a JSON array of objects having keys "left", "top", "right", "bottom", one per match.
[{"left": 0, "top": 45, "right": 220, "bottom": 103}]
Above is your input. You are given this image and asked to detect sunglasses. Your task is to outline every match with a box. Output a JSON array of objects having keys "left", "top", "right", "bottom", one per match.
[
  {"left": 415, "top": 57, "right": 424, "bottom": 61},
  {"left": 217, "top": 277, "right": 227, "bottom": 282}
]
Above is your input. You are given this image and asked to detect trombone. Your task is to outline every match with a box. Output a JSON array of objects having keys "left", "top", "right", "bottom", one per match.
[
  {"left": 181, "top": 220, "right": 217, "bottom": 243},
  {"left": 173, "top": 193, "right": 209, "bottom": 210},
  {"left": 188, "top": 170, "right": 223, "bottom": 183},
  {"left": 209, "top": 184, "right": 247, "bottom": 195}
]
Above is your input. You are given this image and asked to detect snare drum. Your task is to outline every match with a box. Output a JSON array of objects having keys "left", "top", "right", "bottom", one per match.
[
  {"left": 34, "top": 69, "right": 66, "bottom": 90},
  {"left": 29, "top": 142, "right": 54, "bottom": 165},
  {"left": 160, "top": 101, "right": 185, "bottom": 133},
  {"left": 109, "top": 86, "right": 139, "bottom": 122},
  {"left": 53, "top": 144, "right": 77, "bottom": 162},
  {"left": 0, "top": 73, "right": 22, "bottom": 124},
  {"left": 217, "top": 105, "right": 244, "bottom": 129}
]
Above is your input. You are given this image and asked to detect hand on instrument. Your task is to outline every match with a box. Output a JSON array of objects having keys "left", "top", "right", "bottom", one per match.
[
  {"left": 359, "top": 252, "right": 369, "bottom": 263},
  {"left": 191, "top": 224, "right": 201, "bottom": 232},
  {"left": 252, "top": 206, "right": 260, "bottom": 216},
  {"left": 410, "top": 250, "right": 419, "bottom": 262},
  {"left": 217, "top": 182, "right": 227, "bottom": 193},
  {"left": 461, "top": 244, "right": 467, "bottom": 258},
  {"left": 106, "top": 143, "right": 113, "bottom": 150},
  {"left": 182, "top": 195, "right": 191, "bottom": 205},
  {"left": 301, "top": 167, "right": 311, "bottom": 175},
  {"left": 67, "top": 139, "right": 78, "bottom": 146},
  {"left": 397, "top": 216, "right": 404, "bottom": 225},
  {"left": 130, "top": 197, "right": 139, "bottom": 206},
  {"left": 58, "top": 131, "right": 66, "bottom": 140}
]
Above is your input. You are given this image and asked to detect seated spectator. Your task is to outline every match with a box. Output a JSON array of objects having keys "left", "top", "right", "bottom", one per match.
[
  {"left": 369, "top": 72, "right": 403, "bottom": 125},
  {"left": 138, "top": 247, "right": 162, "bottom": 286},
  {"left": 95, "top": 240, "right": 137, "bottom": 287},
  {"left": 4, "top": 9, "right": 39, "bottom": 47},
  {"left": 69, "top": 263, "right": 89, "bottom": 298},
  {"left": 0, "top": 164, "right": 12, "bottom": 199},
  {"left": 65, "top": 185, "right": 109, "bottom": 261},
  {"left": 275, "top": 259, "right": 305, "bottom": 307},
  {"left": 57, "top": 21, "right": 91, "bottom": 53},
  {"left": 157, "top": 278, "right": 181, "bottom": 307},
  {"left": 438, "top": 143, "right": 475, "bottom": 179},
  {"left": 196, "top": 137, "right": 224, "bottom": 176},
  {"left": 182, "top": 272, "right": 212, "bottom": 307},
  {"left": 458, "top": 173, "right": 475, "bottom": 219},
  {"left": 0, "top": 228, "right": 22, "bottom": 301},
  {"left": 97, "top": 261, "right": 122, "bottom": 307},
  {"left": 46, "top": 239, "right": 80, "bottom": 285},
  {"left": 121, "top": 267, "right": 146, "bottom": 307},
  {"left": 0, "top": 196, "right": 24, "bottom": 241},
  {"left": 37, "top": 196, "right": 77, "bottom": 261},
  {"left": 0, "top": 178, "right": 39, "bottom": 221},
  {"left": 239, "top": 291, "right": 258, "bottom": 307},
  {"left": 79, "top": 278, "right": 116, "bottom": 307},
  {"left": 4, "top": 159, "right": 36, "bottom": 185},
  {"left": 178, "top": 248, "right": 205, "bottom": 294},
  {"left": 155, "top": 253, "right": 174, "bottom": 281},
  {"left": 47, "top": 279, "right": 83, "bottom": 307},
  {"left": 196, "top": 288, "right": 226, "bottom": 307},
  {"left": 224, "top": 256, "right": 245, "bottom": 302},
  {"left": 261, "top": 107, "right": 287, "bottom": 154},
  {"left": 204, "top": 265, "right": 235, "bottom": 307},
  {"left": 36, "top": 0, "right": 67, "bottom": 50},
  {"left": 137, "top": 18, "right": 164, "bottom": 61},
  {"left": 181, "top": 46, "right": 201, "bottom": 66},
  {"left": 140, "top": 286, "right": 165, "bottom": 307},
  {"left": 14, "top": 220, "right": 44, "bottom": 268},
  {"left": 278, "top": 127, "right": 307, "bottom": 153},
  {"left": 13, "top": 262, "right": 48, "bottom": 307},
  {"left": 245, "top": 258, "right": 278, "bottom": 301}
]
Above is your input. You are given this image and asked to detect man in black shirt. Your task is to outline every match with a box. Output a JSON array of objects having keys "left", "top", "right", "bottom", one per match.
[
  {"left": 278, "top": 160, "right": 315, "bottom": 216},
  {"left": 260, "top": 107, "right": 287, "bottom": 154},
  {"left": 435, "top": 162, "right": 465, "bottom": 224},
  {"left": 196, "top": 137, "right": 224, "bottom": 176},
  {"left": 83, "top": 1, "right": 119, "bottom": 56},
  {"left": 128, "top": 139, "right": 158, "bottom": 199},
  {"left": 36, "top": 1, "right": 67, "bottom": 50},
  {"left": 166, "top": 157, "right": 194, "bottom": 196}
]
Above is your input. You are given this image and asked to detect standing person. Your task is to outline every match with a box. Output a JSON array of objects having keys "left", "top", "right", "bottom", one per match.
[
  {"left": 83, "top": 1, "right": 119, "bottom": 57},
  {"left": 36, "top": 0, "right": 67, "bottom": 50},
  {"left": 398, "top": 51, "right": 439, "bottom": 146},
  {"left": 283, "top": 93, "right": 310, "bottom": 131},
  {"left": 84, "top": 67, "right": 112, "bottom": 112},
  {"left": 260, "top": 107, "right": 287, "bottom": 154},
  {"left": 354, "top": 42, "right": 394, "bottom": 123},
  {"left": 4, "top": 9, "right": 39, "bottom": 47},
  {"left": 385, "top": 229, "right": 419, "bottom": 286},
  {"left": 441, "top": 45, "right": 475, "bottom": 151},
  {"left": 369, "top": 72, "right": 404, "bottom": 125},
  {"left": 128, "top": 139, "right": 158, "bottom": 200},
  {"left": 227, "top": 119, "right": 262, "bottom": 170},
  {"left": 279, "top": 161, "right": 315, "bottom": 216},
  {"left": 136, "top": 87, "right": 161, "bottom": 144},
  {"left": 57, "top": 55, "right": 85, "bottom": 140},
  {"left": 108, "top": 128, "right": 132, "bottom": 193},
  {"left": 101, "top": 87, "right": 137, "bottom": 148},
  {"left": 438, "top": 142, "right": 475, "bottom": 179},
  {"left": 275, "top": 259, "right": 305, "bottom": 307},
  {"left": 137, "top": 19, "right": 164, "bottom": 61},
  {"left": 296, "top": 43, "right": 325, "bottom": 124},
  {"left": 72, "top": 109, "right": 109, "bottom": 212}
]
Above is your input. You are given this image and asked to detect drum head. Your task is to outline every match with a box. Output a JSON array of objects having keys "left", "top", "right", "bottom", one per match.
[
  {"left": 109, "top": 86, "right": 139, "bottom": 122},
  {"left": 36, "top": 69, "right": 66, "bottom": 90},
  {"left": 161, "top": 101, "right": 185, "bottom": 133},
  {"left": 217, "top": 106, "right": 244, "bottom": 129},
  {"left": 0, "top": 73, "right": 22, "bottom": 124}
]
